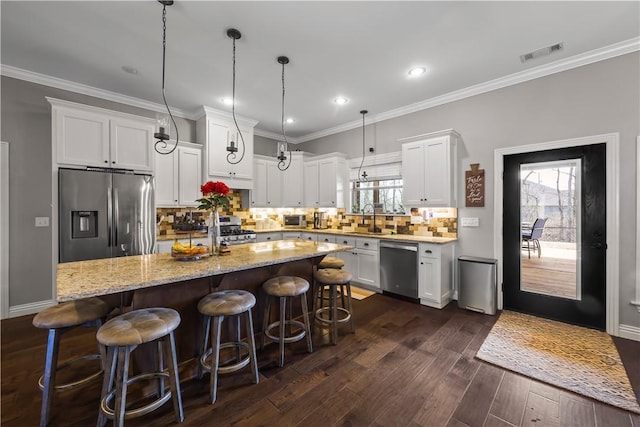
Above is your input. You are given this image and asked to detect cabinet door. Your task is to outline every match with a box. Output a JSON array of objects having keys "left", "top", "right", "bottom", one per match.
[
  {"left": 423, "top": 137, "right": 449, "bottom": 206},
  {"left": 207, "top": 120, "right": 232, "bottom": 177},
  {"left": 266, "top": 160, "right": 283, "bottom": 207},
  {"left": 110, "top": 117, "right": 154, "bottom": 171},
  {"left": 303, "top": 161, "right": 319, "bottom": 207},
  {"left": 402, "top": 141, "right": 426, "bottom": 205},
  {"left": 317, "top": 158, "right": 337, "bottom": 206},
  {"left": 356, "top": 250, "right": 379, "bottom": 288},
  {"left": 317, "top": 234, "right": 336, "bottom": 244},
  {"left": 418, "top": 256, "right": 440, "bottom": 302},
  {"left": 282, "top": 154, "right": 303, "bottom": 207},
  {"left": 301, "top": 232, "right": 317, "bottom": 242},
  {"left": 156, "top": 241, "right": 173, "bottom": 254},
  {"left": 336, "top": 250, "right": 357, "bottom": 276},
  {"left": 252, "top": 159, "right": 268, "bottom": 207},
  {"left": 257, "top": 232, "right": 282, "bottom": 242},
  {"left": 178, "top": 146, "right": 202, "bottom": 207},
  {"left": 230, "top": 128, "right": 253, "bottom": 180},
  {"left": 56, "top": 107, "right": 110, "bottom": 167},
  {"left": 155, "top": 148, "right": 178, "bottom": 207}
]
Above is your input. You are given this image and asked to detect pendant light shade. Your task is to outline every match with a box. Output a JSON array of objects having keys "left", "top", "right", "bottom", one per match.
[
  {"left": 277, "top": 56, "right": 292, "bottom": 171},
  {"left": 226, "top": 28, "right": 246, "bottom": 165},
  {"left": 154, "top": 0, "right": 179, "bottom": 155},
  {"left": 357, "top": 110, "right": 368, "bottom": 182}
]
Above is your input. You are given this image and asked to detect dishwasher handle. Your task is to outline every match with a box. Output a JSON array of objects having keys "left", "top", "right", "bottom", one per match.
[{"left": 380, "top": 241, "right": 418, "bottom": 252}]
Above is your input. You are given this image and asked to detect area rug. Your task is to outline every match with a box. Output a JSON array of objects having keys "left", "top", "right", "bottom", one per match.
[
  {"left": 350, "top": 286, "right": 376, "bottom": 301},
  {"left": 476, "top": 310, "right": 640, "bottom": 414}
]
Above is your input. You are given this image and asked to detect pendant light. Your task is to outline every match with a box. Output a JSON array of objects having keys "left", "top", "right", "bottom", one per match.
[
  {"left": 357, "top": 110, "right": 368, "bottom": 182},
  {"left": 276, "top": 56, "right": 292, "bottom": 171},
  {"left": 154, "top": 0, "right": 179, "bottom": 155},
  {"left": 226, "top": 28, "right": 246, "bottom": 165}
]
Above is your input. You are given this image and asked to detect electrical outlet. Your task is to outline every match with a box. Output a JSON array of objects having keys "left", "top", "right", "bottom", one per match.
[
  {"left": 461, "top": 217, "right": 479, "bottom": 227},
  {"left": 35, "top": 217, "right": 49, "bottom": 227}
]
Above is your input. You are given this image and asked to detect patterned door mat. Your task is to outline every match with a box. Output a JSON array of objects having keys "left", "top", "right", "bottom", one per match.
[{"left": 476, "top": 310, "right": 640, "bottom": 414}]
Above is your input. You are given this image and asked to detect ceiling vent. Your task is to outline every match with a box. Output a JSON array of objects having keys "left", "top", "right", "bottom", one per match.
[{"left": 520, "top": 42, "right": 564, "bottom": 63}]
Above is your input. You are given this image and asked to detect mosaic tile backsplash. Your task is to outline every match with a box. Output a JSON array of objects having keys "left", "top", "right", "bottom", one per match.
[{"left": 157, "top": 191, "right": 457, "bottom": 238}]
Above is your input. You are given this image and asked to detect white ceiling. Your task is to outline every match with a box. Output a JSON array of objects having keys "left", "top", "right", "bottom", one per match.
[{"left": 2, "top": 1, "right": 639, "bottom": 142}]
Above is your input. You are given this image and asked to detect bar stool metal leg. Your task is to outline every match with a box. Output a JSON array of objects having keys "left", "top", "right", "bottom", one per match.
[
  {"left": 114, "top": 346, "right": 131, "bottom": 427},
  {"left": 40, "top": 329, "right": 61, "bottom": 427},
  {"left": 245, "top": 310, "right": 259, "bottom": 383},
  {"left": 166, "top": 331, "right": 184, "bottom": 422},
  {"left": 301, "top": 292, "right": 313, "bottom": 353},
  {"left": 278, "top": 297, "right": 286, "bottom": 367},
  {"left": 209, "top": 316, "right": 223, "bottom": 404}
]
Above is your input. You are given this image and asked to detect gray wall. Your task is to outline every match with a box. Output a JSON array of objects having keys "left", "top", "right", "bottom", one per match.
[
  {"left": 0, "top": 76, "right": 196, "bottom": 306},
  {"left": 254, "top": 135, "right": 280, "bottom": 156},
  {"left": 298, "top": 52, "right": 640, "bottom": 328}
]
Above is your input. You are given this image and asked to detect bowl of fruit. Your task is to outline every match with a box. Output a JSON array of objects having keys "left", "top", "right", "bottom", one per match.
[{"left": 171, "top": 241, "right": 209, "bottom": 261}]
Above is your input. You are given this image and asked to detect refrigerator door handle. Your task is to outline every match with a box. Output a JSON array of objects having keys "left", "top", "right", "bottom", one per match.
[
  {"left": 113, "top": 188, "right": 119, "bottom": 247},
  {"left": 107, "top": 187, "right": 113, "bottom": 247}
]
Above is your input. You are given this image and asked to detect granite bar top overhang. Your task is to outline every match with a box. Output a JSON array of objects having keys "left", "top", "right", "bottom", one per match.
[
  {"left": 255, "top": 228, "right": 457, "bottom": 244},
  {"left": 57, "top": 241, "right": 352, "bottom": 302}
]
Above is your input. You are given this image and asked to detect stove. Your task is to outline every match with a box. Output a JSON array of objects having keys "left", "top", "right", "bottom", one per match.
[{"left": 219, "top": 215, "right": 256, "bottom": 246}]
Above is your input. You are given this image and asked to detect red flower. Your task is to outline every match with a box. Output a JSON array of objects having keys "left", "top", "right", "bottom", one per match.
[{"left": 197, "top": 181, "right": 232, "bottom": 211}]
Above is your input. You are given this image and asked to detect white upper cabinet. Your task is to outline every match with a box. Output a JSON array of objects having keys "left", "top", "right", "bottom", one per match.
[
  {"left": 197, "top": 107, "right": 257, "bottom": 190},
  {"left": 303, "top": 153, "right": 348, "bottom": 208},
  {"left": 49, "top": 98, "right": 154, "bottom": 172},
  {"left": 281, "top": 152, "right": 304, "bottom": 207},
  {"left": 250, "top": 156, "right": 282, "bottom": 207},
  {"left": 155, "top": 142, "right": 202, "bottom": 207},
  {"left": 401, "top": 129, "right": 459, "bottom": 207}
]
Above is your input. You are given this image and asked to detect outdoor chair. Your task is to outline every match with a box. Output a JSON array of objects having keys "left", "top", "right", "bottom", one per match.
[{"left": 522, "top": 218, "right": 547, "bottom": 259}]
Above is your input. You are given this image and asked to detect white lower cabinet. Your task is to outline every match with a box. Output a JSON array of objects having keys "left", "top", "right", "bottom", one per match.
[
  {"left": 282, "top": 231, "right": 303, "bottom": 240},
  {"left": 418, "top": 243, "right": 454, "bottom": 308},
  {"left": 335, "top": 237, "right": 379, "bottom": 290},
  {"left": 257, "top": 232, "right": 282, "bottom": 242},
  {"left": 156, "top": 238, "right": 207, "bottom": 254},
  {"left": 317, "top": 234, "right": 336, "bottom": 244},
  {"left": 301, "top": 232, "right": 317, "bottom": 242}
]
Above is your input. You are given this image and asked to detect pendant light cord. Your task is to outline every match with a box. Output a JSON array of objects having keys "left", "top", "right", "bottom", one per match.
[
  {"left": 227, "top": 34, "right": 246, "bottom": 165},
  {"left": 357, "top": 110, "right": 368, "bottom": 181},
  {"left": 278, "top": 57, "right": 292, "bottom": 171},
  {"left": 155, "top": 3, "right": 179, "bottom": 155}
]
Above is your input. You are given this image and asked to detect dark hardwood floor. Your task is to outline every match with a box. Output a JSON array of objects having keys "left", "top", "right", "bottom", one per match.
[{"left": 2, "top": 293, "right": 639, "bottom": 426}]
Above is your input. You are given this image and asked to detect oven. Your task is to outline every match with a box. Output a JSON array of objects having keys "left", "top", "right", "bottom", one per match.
[{"left": 219, "top": 215, "right": 257, "bottom": 246}]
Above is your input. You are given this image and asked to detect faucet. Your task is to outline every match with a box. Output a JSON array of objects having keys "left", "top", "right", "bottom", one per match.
[{"left": 362, "top": 203, "right": 381, "bottom": 233}]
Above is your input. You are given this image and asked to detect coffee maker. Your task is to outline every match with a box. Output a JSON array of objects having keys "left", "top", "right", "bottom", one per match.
[{"left": 313, "top": 212, "right": 328, "bottom": 229}]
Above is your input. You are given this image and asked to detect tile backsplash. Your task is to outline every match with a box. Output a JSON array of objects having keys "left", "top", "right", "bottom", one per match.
[{"left": 157, "top": 193, "right": 457, "bottom": 238}]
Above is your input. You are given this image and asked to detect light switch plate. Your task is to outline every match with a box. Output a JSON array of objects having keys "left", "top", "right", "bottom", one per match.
[
  {"left": 35, "top": 217, "right": 50, "bottom": 227},
  {"left": 461, "top": 217, "right": 479, "bottom": 227}
]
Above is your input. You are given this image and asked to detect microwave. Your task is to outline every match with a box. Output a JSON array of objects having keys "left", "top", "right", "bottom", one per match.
[{"left": 283, "top": 215, "right": 307, "bottom": 228}]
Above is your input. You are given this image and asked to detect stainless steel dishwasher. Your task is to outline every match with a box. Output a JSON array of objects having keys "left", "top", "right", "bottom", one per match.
[{"left": 379, "top": 241, "right": 419, "bottom": 299}]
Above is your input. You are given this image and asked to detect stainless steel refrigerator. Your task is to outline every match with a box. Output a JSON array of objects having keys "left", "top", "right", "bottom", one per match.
[{"left": 59, "top": 168, "right": 155, "bottom": 262}]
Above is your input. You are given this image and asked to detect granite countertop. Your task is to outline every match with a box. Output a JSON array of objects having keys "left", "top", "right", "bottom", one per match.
[
  {"left": 57, "top": 241, "right": 351, "bottom": 302},
  {"left": 255, "top": 228, "right": 457, "bottom": 244}
]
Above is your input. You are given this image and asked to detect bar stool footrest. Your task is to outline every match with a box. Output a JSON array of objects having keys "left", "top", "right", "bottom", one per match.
[
  {"left": 200, "top": 342, "right": 251, "bottom": 375},
  {"left": 38, "top": 353, "right": 103, "bottom": 392},
  {"left": 265, "top": 320, "right": 307, "bottom": 344},
  {"left": 315, "top": 307, "right": 352, "bottom": 325},
  {"left": 100, "top": 372, "right": 172, "bottom": 420}
]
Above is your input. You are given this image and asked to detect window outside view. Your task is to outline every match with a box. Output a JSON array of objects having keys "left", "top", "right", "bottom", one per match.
[{"left": 351, "top": 179, "right": 404, "bottom": 214}]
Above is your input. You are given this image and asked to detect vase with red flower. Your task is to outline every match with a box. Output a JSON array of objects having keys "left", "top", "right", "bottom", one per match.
[{"left": 197, "top": 181, "right": 232, "bottom": 255}]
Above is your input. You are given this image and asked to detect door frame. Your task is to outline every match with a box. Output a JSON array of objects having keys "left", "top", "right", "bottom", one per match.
[
  {"left": 493, "top": 133, "right": 620, "bottom": 336},
  {"left": 1, "top": 142, "right": 9, "bottom": 319}
]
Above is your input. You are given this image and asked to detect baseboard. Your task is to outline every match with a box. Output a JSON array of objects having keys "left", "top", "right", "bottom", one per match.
[
  {"left": 8, "top": 300, "right": 55, "bottom": 318},
  {"left": 618, "top": 324, "right": 640, "bottom": 342}
]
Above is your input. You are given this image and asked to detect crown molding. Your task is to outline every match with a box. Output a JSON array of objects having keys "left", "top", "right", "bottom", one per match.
[
  {"left": 294, "top": 37, "right": 640, "bottom": 143},
  {"left": 2, "top": 37, "right": 638, "bottom": 141},
  {"left": 0, "top": 64, "right": 198, "bottom": 120},
  {"left": 195, "top": 105, "right": 259, "bottom": 128}
]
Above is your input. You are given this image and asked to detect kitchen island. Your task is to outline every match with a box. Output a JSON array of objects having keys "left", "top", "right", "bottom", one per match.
[{"left": 57, "top": 240, "right": 352, "bottom": 374}]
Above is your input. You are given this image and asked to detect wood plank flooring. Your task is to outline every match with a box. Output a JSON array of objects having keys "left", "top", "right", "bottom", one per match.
[
  {"left": 521, "top": 256, "right": 577, "bottom": 299},
  {"left": 2, "top": 293, "right": 639, "bottom": 426}
]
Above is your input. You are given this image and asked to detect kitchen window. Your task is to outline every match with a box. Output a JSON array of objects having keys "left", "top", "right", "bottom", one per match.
[{"left": 351, "top": 178, "right": 404, "bottom": 214}]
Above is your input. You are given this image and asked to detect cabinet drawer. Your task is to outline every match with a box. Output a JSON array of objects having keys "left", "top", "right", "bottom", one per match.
[
  {"left": 301, "top": 232, "right": 317, "bottom": 242},
  {"left": 356, "top": 238, "right": 379, "bottom": 251},
  {"left": 419, "top": 243, "right": 441, "bottom": 258},
  {"left": 317, "top": 234, "right": 336, "bottom": 244},
  {"left": 335, "top": 236, "right": 356, "bottom": 247}
]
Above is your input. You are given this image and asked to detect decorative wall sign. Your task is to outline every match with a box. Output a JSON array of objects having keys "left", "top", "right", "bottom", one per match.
[{"left": 465, "top": 163, "right": 485, "bottom": 207}]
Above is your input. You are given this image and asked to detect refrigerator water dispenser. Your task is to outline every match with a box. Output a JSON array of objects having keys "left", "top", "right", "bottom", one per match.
[{"left": 71, "top": 211, "right": 98, "bottom": 239}]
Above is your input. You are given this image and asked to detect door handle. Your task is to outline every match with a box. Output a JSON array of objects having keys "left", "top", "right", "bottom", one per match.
[{"left": 590, "top": 242, "right": 607, "bottom": 249}]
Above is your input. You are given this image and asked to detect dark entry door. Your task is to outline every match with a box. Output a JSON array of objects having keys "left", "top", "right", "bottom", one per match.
[{"left": 503, "top": 143, "right": 606, "bottom": 330}]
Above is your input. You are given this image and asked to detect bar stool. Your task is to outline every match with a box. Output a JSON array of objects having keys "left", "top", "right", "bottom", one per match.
[
  {"left": 32, "top": 297, "right": 110, "bottom": 427},
  {"left": 315, "top": 256, "right": 347, "bottom": 314},
  {"left": 318, "top": 256, "right": 345, "bottom": 269},
  {"left": 313, "top": 269, "right": 355, "bottom": 345},
  {"left": 196, "top": 290, "right": 259, "bottom": 404},
  {"left": 261, "top": 276, "right": 313, "bottom": 367},
  {"left": 96, "top": 308, "right": 183, "bottom": 427}
]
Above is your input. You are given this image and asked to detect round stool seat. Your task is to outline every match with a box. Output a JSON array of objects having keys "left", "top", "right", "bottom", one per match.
[
  {"left": 318, "top": 256, "right": 345, "bottom": 269},
  {"left": 198, "top": 290, "right": 256, "bottom": 317},
  {"left": 97, "top": 308, "right": 180, "bottom": 347},
  {"left": 33, "top": 297, "right": 110, "bottom": 329},
  {"left": 263, "top": 276, "right": 310, "bottom": 297},
  {"left": 314, "top": 269, "right": 353, "bottom": 285}
]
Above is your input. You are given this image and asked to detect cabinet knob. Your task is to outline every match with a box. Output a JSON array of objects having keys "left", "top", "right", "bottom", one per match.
[
  {"left": 364, "top": 242, "right": 369, "bottom": 247},
  {"left": 104, "top": 160, "right": 108, "bottom": 164},
  {"left": 420, "top": 262, "right": 424, "bottom": 265},
  {"left": 267, "top": 237, "right": 271, "bottom": 241},
  {"left": 174, "top": 199, "right": 178, "bottom": 202},
  {"left": 112, "top": 161, "right": 115, "bottom": 164},
  {"left": 425, "top": 250, "right": 432, "bottom": 254},
  {"left": 343, "top": 241, "right": 348, "bottom": 244}
]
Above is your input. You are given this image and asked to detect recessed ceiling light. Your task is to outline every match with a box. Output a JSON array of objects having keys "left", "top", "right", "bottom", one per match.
[
  {"left": 121, "top": 65, "right": 139, "bottom": 75},
  {"left": 333, "top": 97, "right": 348, "bottom": 105},
  {"left": 285, "top": 118, "right": 295, "bottom": 124},
  {"left": 408, "top": 67, "right": 426, "bottom": 77},
  {"left": 221, "top": 97, "right": 234, "bottom": 106}
]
